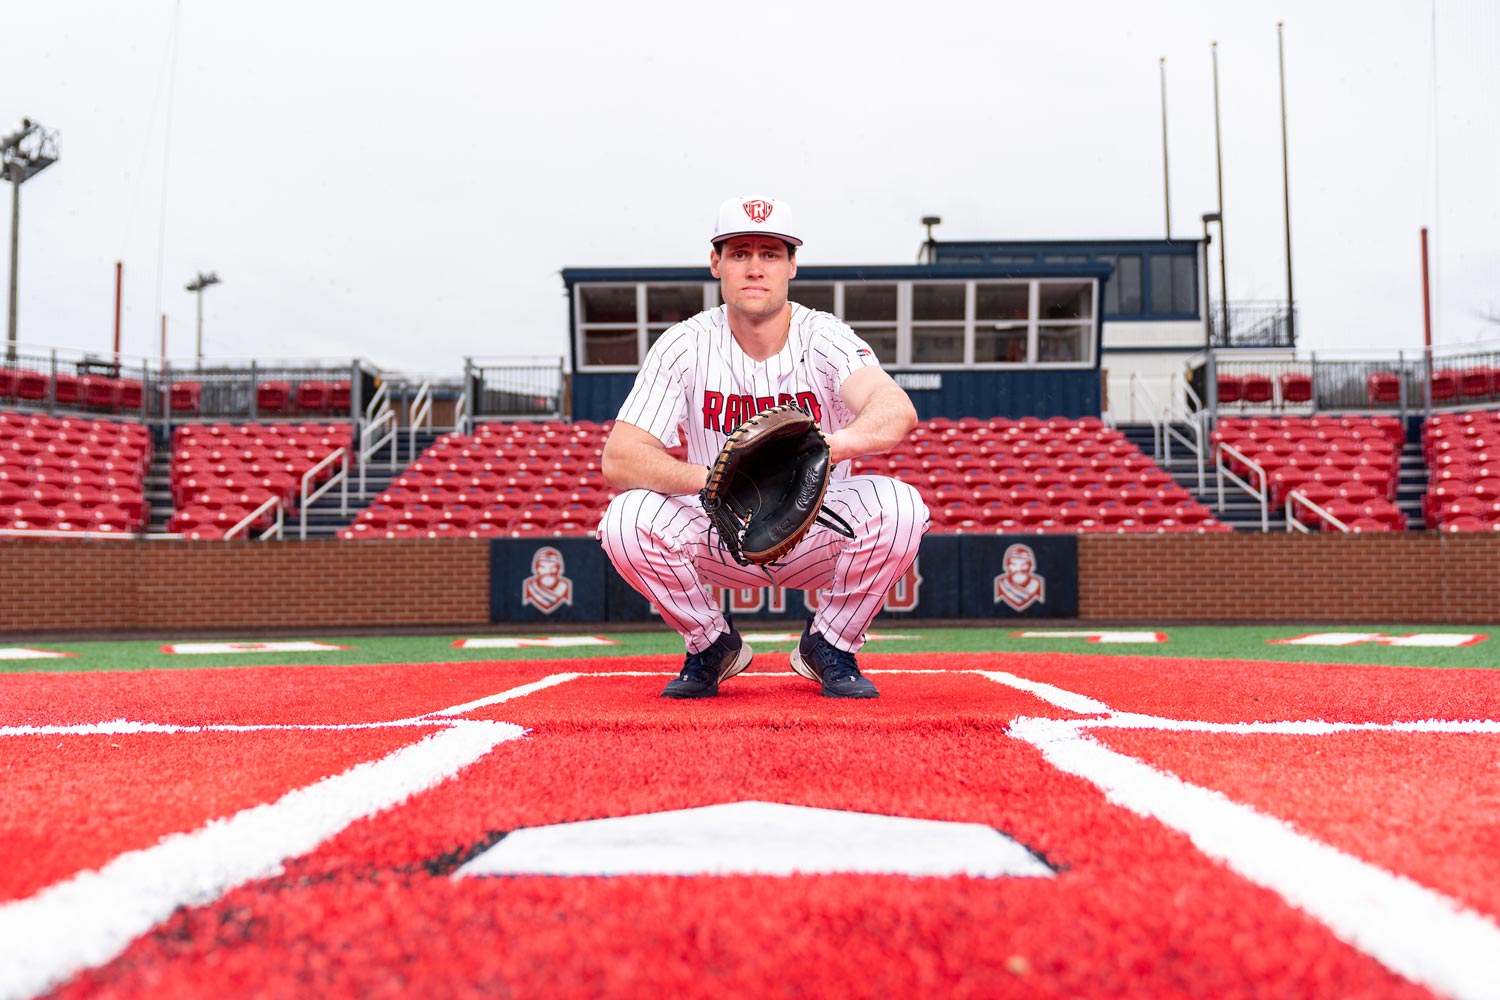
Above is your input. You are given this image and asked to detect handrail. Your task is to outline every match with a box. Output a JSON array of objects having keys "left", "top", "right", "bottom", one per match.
[
  {"left": 299, "top": 447, "right": 350, "bottom": 541},
  {"left": 1168, "top": 370, "right": 1208, "bottom": 491},
  {"left": 454, "top": 388, "right": 469, "bottom": 436},
  {"left": 408, "top": 381, "right": 434, "bottom": 458},
  {"left": 1128, "top": 373, "right": 1166, "bottom": 459},
  {"left": 1285, "top": 489, "right": 1350, "bottom": 534},
  {"left": 224, "top": 495, "right": 285, "bottom": 541},
  {"left": 359, "top": 407, "right": 397, "bottom": 495},
  {"left": 1214, "top": 441, "right": 1270, "bottom": 532},
  {"left": 363, "top": 381, "right": 390, "bottom": 424}
]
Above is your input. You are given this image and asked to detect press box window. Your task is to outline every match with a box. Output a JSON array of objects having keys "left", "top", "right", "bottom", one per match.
[
  {"left": 843, "top": 283, "right": 898, "bottom": 365},
  {"left": 646, "top": 285, "right": 707, "bottom": 348},
  {"left": 580, "top": 286, "right": 640, "bottom": 366},
  {"left": 1101, "top": 254, "right": 1143, "bottom": 316},
  {"left": 791, "top": 282, "right": 835, "bottom": 313},
  {"left": 911, "top": 282, "right": 966, "bottom": 364},
  {"left": 1149, "top": 254, "right": 1197, "bottom": 315}
]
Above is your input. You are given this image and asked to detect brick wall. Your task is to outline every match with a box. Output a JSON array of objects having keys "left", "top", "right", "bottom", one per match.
[
  {"left": 0, "top": 538, "right": 492, "bottom": 633},
  {"left": 4, "top": 534, "right": 1496, "bottom": 635},
  {"left": 1078, "top": 533, "right": 1500, "bottom": 622}
]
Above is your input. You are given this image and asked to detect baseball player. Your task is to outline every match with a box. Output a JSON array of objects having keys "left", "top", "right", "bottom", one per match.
[{"left": 598, "top": 195, "right": 930, "bottom": 699}]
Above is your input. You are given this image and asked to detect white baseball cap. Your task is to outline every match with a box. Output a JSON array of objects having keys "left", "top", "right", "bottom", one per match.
[{"left": 710, "top": 195, "right": 803, "bottom": 247}]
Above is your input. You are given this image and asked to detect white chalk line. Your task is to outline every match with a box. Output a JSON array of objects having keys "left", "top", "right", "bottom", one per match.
[
  {"left": 0, "top": 674, "right": 574, "bottom": 1000},
  {"left": 979, "top": 671, "right": 1500, "bottom": 1000}
]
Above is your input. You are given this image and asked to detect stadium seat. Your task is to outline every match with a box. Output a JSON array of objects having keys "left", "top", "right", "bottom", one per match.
[
  {"left": 1279, "top": 371, "right": 1312, "bottom": 405},
  {"left": 171, "top": 381, "right": 203, "bottom": 414},
  {"left": 257, "top": 381, "right": 291, "bottom": 413},
  {"left": 1366, "top": 371, "right": 1401, "bottom": 404},
  {"left": 1461, "top": 367, "right": 1495, "bottom": 400},
  {"left": 1242, "top": 374, "right": 1273, "bottom": 405},
  {"left": 1216, "top": 374, "right": 1243, "bottom": 405},
  {"left": 295, "top": 381, "right": 331, "bottom": 412},
  {"left": 52, "top": 373, "right": 81, "bottom": 406},
  {"left": 1431, "top": 369, "right": 1460, "bottom": 403},
  {"left": 16, "top": 371, "right": 48, "bottom": 401},
  {"left": 81, "top": 376, "right": 121, "bottom": 411}
]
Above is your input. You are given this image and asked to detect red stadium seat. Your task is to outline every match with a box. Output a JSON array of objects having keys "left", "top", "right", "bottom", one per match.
[
  {"left": 171, "top": 382, "right": 202, "bottom": 414},
  {"left": 1279, "top": 371, "right": 1312, "bottom": 404},
  {"left": 1431, "top": 369, "right": 1459, "bottom": 403},
  {"left": 1216, "top": 374, "right": 1243, "bottom": 405},
  {"left": 257, "top": 381, "right": 291, "bottom": 413},
  {"left": 1241, "top": 374, "right": 1273, "bottom": 405},
  {"left": 1366, "top": 372, "right": 1401, "bottom": 404},
  {"left": 1461, "top": 367, "right": 1495, "bottom": 400},
  {"left": 296, "top": 381, "right": 331, "bottom": 412}
]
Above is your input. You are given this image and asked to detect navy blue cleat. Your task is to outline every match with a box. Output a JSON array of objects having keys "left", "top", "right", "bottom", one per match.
[
  {"left": 789, "top": 623, "right": 879, "bottom": 699},
  {"left": 661, "top": 628, "right": 753, "bottom": 699}
]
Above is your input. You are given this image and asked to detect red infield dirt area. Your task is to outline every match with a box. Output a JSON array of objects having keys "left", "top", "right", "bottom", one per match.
[{"left": 15, "top": 655, "right": 1463, "bottom": 999}]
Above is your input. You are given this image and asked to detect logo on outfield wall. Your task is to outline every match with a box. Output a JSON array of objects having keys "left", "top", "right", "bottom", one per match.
[
  {"left": 522, "top": 546, "right": 573, "bottom": 614},
  {"left": 995, "top": 544, "right": 1045, "bottom": 612}
]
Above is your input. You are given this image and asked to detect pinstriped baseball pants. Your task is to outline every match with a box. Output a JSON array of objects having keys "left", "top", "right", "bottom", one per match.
[{"left": 598, "top": 475, "right": 929, "bottom": 654}]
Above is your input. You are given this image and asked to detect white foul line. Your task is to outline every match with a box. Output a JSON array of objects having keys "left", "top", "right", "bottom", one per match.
[
  {"left": 0, "top": 673, "right": 591, "bottom": 1000},
  {"left": 979, "top": 671, "right": 1500, "bottom": 1000}
]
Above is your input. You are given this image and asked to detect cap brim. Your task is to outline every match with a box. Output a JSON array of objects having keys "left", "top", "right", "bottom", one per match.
[{"left": 712, "top": 230, "right": 803, "bottom": 247}]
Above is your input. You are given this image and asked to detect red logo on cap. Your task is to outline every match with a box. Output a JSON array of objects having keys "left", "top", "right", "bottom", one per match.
[{"left": 742, "top": 200, "right": 773, "bottom": 224}]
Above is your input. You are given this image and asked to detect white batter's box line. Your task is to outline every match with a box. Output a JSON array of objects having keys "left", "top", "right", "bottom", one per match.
[{"left": 1005, "top": 712, "right": 1500, "bottom": 1000}]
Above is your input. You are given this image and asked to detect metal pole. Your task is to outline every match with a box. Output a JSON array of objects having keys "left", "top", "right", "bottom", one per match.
[
  {"left": 1278, "top": 22, "right": 1295, "bottom": 346},
  {"left": 195, "top": 286, "right": 204, "bottom": 360},
  {"left": 1420, "top": 227, "right": 1433, "bottom": 350},
  {"left": 6, "top": 174, "right": 19, "bottom": 362},
  {"left": 1160, "top": 57, "right": 1172, "bottom": 238},
  {"left": 1212, "top": 42, "right": 1229, "bottom": 341},
  {"left": 113, "top": 261, "right": 123, "bottom": 362}
]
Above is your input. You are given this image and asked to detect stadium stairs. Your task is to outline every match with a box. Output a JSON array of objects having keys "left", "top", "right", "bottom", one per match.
[{"left": 1117, "top": 420, "right": 1429, "bottom": 532}]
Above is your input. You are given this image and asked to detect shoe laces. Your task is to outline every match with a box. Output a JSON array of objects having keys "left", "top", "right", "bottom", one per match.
[{"left": 818, "top": 641, "right": 860, "bottom": 682}]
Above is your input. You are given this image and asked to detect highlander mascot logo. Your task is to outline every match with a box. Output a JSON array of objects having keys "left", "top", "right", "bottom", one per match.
[
  {"left": 742, "top": 199, "right": 773, "bottom": 223},
  {"left": 995, "top": 543, "right": 1045, "bottom": 612},
  {"left": 522, "top": 546, "right": 573, "bottom": 614}
]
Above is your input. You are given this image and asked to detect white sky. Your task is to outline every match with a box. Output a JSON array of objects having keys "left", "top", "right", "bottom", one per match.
[{"left": 2, "top": 0, "right": 1497, "bottom": 374}]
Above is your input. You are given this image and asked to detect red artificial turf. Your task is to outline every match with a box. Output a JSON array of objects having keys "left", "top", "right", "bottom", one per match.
[
  {"left": 1097, "top": 727, "right": 1500, "bottom": 922},
  {"left": 11, "top": 652, "right": 1492, "bottom": 997},
  {"left": 0, "top": 728, "right": 423, "bottom": 902},
  {"left": 48, "top": 718, "right": 1434, "bottom": 999},
  {"left": 0, "top": 660, "right": 565, "bottom": 728},
  {"left": 929, "top": 651, "right": 1500, "bottom": 724}
]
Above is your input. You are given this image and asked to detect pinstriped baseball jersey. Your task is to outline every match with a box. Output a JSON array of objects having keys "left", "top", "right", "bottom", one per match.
[{"left": 615, "top": 302, "right": 877, "bottom": 465}]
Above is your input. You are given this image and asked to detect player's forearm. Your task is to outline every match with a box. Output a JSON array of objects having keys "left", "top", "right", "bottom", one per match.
[
  {"left": 601, "top": 442, "right": 710, "bottom": 496},
  {"left": 827, "top": 387, "right": 918, "bottom": 464}
]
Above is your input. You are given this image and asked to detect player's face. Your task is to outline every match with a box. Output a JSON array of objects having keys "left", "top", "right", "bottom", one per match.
[{"left": 710, "top": 236, "right": 797, "bottom": 320}]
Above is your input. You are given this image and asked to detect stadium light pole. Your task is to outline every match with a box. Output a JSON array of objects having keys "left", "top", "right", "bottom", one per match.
[
  {"left": 3, "top": 118, "right": 60, "bottom": 363},
  {"left": 185, "top": 271, "right": 221, "bottom": 360}
]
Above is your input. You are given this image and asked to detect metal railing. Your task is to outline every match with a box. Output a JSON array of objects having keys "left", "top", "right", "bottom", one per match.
[
  {"left": 1128, "top": 371, "right": 1207, "bottom": 491},
  {"left": 408, "top": 381, "right": 434, "bottom": 459},
  {"left": 359, "top": 389, "right": 397, "bottom": 495},
  {"left": 224, "top": 496, "right": 285, "bottom": 541},
  {"left": 463, "top": 356, "right": 566, "bottom": 423},
  {"left": 1215, "top": 440, "right": 1270, "bottom": 532},
  {"left": 1208, "top": 301, "right": 1297, "bottom": 348},
  {"left": 299, "top": 448, "right": 349, "bottom": 540},
  {"left": 1169, "top": 370, "right": 1208, "bottom": 491},
  {"left": 1285, "top": 489, "right": 1349, "bottom": 534}
]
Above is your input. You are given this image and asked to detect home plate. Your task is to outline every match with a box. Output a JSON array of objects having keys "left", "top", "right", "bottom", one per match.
[{"left": 455, "top": 801, "right": 1053, "bottom": 879}]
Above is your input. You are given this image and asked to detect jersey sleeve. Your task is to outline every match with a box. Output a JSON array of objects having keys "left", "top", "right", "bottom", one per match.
[
  {"left": 614, "top": 329, "right": 690, "bottom": 447},
  {"left": 809, "top": 316, "right": 880, "bottom": 396}
]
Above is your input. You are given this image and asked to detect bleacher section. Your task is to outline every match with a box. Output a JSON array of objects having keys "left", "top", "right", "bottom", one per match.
[
  {"left": 1422, "top": 409, "right": 1500, "bottom": 532},
  {"left": 339, "top": 416, "right": 1226, "bottom": 540},
  {"left": 167, "top": 422, "right": 353, "bottom": 539},
  {"left": 1211, "top": 415, "right": 1407, "bottom": 531},
  {"left": 0, "top": 411, "right": 152, "bottom": 532},
  {"left": 341, "top": 420, "right": 613, "bottom": 540}
]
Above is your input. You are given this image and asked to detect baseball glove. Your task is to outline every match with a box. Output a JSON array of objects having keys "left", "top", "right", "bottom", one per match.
[{"left": 700, "top": 403, "right": 855, "bottom": 566}]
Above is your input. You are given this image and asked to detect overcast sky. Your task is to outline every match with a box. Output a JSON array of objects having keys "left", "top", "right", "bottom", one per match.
[{"left": 2, "top": 0, "right": 1496, "bottom": 374}]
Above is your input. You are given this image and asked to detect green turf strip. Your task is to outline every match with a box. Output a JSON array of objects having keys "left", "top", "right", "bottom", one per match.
[{"left": 1, "top": 624, "right": 1496, "bottom": 674}]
